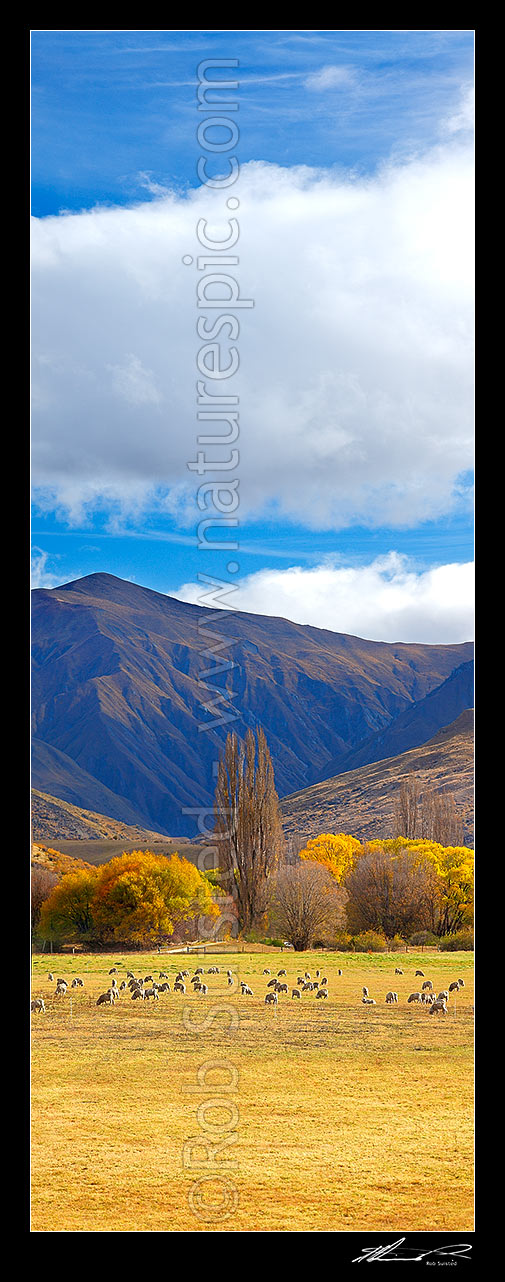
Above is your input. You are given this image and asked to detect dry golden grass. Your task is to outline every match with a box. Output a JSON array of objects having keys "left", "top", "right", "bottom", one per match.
[{"left": 31, "top": 949, "right": 473, "bottom": 1233}]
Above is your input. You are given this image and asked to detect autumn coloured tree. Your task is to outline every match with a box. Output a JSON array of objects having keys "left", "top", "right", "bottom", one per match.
[
  {"left": 347, "top": 837, "right": 474, "bottom": 938},
  {"left": 344, "top": 843, "right": 439, "bottom": 939},
  {"left": 298, "top": 833, "right": 362, "bottom": 883},
  {"left": 91, "top": 851, "right": 218, "bottom": 945},
  {"left": 214, "top": 727, "right": 284, "bottom": 933},
  {"left": 31, "top": 865, "right": 58, "bottom": 934},
  {"left": 39, "top": 869, "right": 98, "bottom": 942},
  {"left": 37, "top": 851, "right": 218, "bottom": 946}
]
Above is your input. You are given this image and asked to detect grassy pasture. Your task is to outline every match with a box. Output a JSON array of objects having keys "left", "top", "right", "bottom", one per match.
[{"left": 31, "top": 949, "right": 474, "bottom": 1233}]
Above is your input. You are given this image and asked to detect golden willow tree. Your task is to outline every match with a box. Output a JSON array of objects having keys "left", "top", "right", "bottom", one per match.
[{"left": 214, "top": 727, "right": 284, "bottom": 933}]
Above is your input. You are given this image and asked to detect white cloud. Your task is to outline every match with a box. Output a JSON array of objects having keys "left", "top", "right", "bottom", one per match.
[
  {"left": 31, "top": 136, "right": 474, "bottom": 531},
  {"left": 443, "top": 85, "right": 474, "bottom": 137},
  {"left": 304, "top": 65, "right": 357, "bottom": 90},
  {"left": 173, "top": 554, "right": 474, "bottom": 644},
  {"left": 31, "top": 548, "right": 61, "bottom": 589}
]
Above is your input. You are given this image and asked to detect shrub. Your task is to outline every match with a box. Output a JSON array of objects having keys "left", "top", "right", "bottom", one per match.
[
  {"left": 409, "top": 930, "right": 440, "bottom": 947},
  {"left": 331, "top": 930, "right": 354, "bottom": 951},
  {"left": 353, "top": 930, "right": 388, "bottom": 953},
  {"left": 439, "top": 928, "right": 474, "bottom": 951},
  {"left": 388, "top": 934, "right": 407, "bottom": 951}
]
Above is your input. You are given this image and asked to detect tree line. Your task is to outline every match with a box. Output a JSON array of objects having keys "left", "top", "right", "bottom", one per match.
[{"left": 33, "top": 729, "right": 474, "bottom": 952}]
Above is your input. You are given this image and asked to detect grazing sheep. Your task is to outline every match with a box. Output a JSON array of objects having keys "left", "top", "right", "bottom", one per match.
[
  {"left": 158, "top": 982, "right": 171, "bottom": 993},
  {"left": 415, "top": 970, "right": 424, "bottom": 977},
  {"left": 195, "top": 967, "right": 204, "bottom": 975},
  {"left": 241, "top": 985, "right": 253, "bottom": 996},
  {"left": 395, "top": 968, "right": 403, "bottom": 975},
  {"left": 174, "top": 981, "right": 186, "bottom": 993},
  {"left": 57, "top": 978, "right": 67, "bottom": 987},
  {"left": 430, "top": 998, "right": 448, "bottom": 1015},
  {"left": 338, "top": 969, "right": 343, "bottom": 976},
  {"left": 458, "top": 979, "right": 465, "bottom": 987},
  {"left": 437, "top": 991, "right": 449, "bottom": 1002},
  {"left": 320, "top": 977, "right": 328, "bottom": 986},
  {"left": 227, "top": 977, "right": 234, "bottom": 987},
  {"left": 144, "top": 988, "right": 159, "bottom": 1000},
  {"left": 55, "top": 983, "right": 67, "bottom": 997},
  {"left": 362, "top": 997, "right": 376, "bottom": 1004},
  {"left": 131, "top": 989, "right": 145, "bottom": 1000},
  {"left": 263, "top": 969, "right": 271, "bottom": 975},
  {"left": 48, "top": 973, "right": 54, "bottom": 982},
  {"left": 385, "top": 992, "right": 396, "bottom": 1003},
  {"left": 276, "top": 983, "right": 288, "bottom": 994},
  {"left": 408, "top": 992, "right": 422, "bottom": 1003},
  {"left": 316, "top": 988, "right": 328, "bottom": 998},
  {"left": 265, "top": 992, "right": 278, "bottom": 1005},
  {"left": 159, "top": 971, "right": 168, "bottom": 979},
  {"left": 297, "top": 976, "right": 305, "bottom": 986},
  {"left": 449, "top": 981, "right": 461, "bottom": 993},
  {"left": 199, "top": 983, "right": 209, "bottom": 995},
  {"left": 97, "top": 990, "right": 115, "bottom": 1006},
  {"left": 144, "top": 975, "right": 153, "bottom": 983},
  {"left": 127, "top": 971, "right": 135, "bottom": 978},
  {"left": 267, "top": 978, "right": 278, "bottom": 988},
  {"left": 422, "top": 980, "right": 433, "bottom": 990},
  {"left": 31, "top": 998, "right": 45, "bottom": 1013},
  {"left": 119, "top": 980, "right": 127, "bottom": 991},
  {"left": 292, "top": 988, "right": 301, "bottom": 999},
  {"left": 302, "top": 983, "right": 313, "bottom": 992},
  {"left": 278, "top": 969, "right": 287, "bottom": 976},
  {"left": 362, "top": 987, "right": 369, "bottom": 997},
  {"left": 315, "top": 970, "right": 320, "bottom": 978}
]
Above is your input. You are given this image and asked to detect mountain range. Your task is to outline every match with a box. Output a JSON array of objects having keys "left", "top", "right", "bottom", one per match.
[{"left": 32, "top": 573, "right": 473, "bottom": 837}]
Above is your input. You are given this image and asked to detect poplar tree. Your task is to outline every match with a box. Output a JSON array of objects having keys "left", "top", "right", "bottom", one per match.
[{"left": 213, "top": 727, "right": 283, "bottom": 932}]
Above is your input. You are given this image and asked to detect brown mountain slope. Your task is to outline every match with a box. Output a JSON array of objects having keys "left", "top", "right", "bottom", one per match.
[
  {"left": 31, "top": 572, "right": 473, "bottom": 836},
  {"left": 31, "top": 790, "right": 175, "bottom": 845},
  {"left": 281, "top": 710, "right": 474, "bottom": 847}
]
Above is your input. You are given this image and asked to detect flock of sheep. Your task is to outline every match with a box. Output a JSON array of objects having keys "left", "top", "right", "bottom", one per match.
[{"left": 31, "top": 962, "right": 467, "bottom": 1017}]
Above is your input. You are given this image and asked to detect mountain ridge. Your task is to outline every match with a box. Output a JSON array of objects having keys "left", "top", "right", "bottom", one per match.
[{"left": 32, "top": 572, "right": 473, "bottom": 836}]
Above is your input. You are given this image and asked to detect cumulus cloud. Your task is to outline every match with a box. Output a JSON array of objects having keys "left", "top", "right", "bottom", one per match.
[
  {"left": 32, "top": 138, "right": 473, "bottom": 530},
  {"left": 173, "top": 554, "right": 474, "bottom": 644}
]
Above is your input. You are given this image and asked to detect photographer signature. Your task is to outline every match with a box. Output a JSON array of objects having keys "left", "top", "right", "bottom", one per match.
[{"left": 352, "top": 1238, "right": 472, "bottom": 1263}]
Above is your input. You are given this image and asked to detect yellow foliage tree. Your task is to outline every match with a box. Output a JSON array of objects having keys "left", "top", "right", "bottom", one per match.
[
  {"left": 367, "top": 837, "right": 474, "bottom": 936},
  {"left": 91, "top": 850, "right": 219, "bottom": 945},
  {"left": 39, "top": 869, "right": 98, "bottom": 940},
  {"left": 298, "top": 833, "right": 362, "bottom": 884}
]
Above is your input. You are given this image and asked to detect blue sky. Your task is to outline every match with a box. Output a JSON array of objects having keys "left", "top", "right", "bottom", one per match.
[{"left": 31, "top": 30, "right": 474, "bottom": 642}]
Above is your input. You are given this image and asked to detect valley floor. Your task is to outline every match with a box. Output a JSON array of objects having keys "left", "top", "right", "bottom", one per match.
[{"left": 31, "top": 949, "right": 474, "bottom": 1233}]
